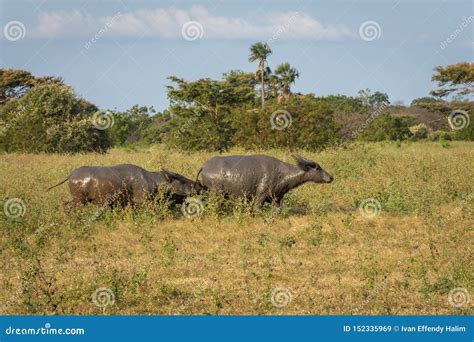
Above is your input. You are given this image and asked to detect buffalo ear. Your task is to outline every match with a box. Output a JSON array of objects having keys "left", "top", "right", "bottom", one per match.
[
  {"left": 292, "top": 154, "right": 316, "bottom": 171},
  {"left": 161, "top": 168, "right": 175, "bottom": 182},
  {"left": 194, "top": 181, "right": 206, "bottom": 191}
]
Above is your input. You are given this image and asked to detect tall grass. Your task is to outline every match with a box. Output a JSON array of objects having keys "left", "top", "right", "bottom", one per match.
[{"left": 0, "top": 141, "right": 472, "bottom": 315}]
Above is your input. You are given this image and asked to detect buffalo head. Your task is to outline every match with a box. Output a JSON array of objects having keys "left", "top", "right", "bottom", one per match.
[
  {"left": 160, "top": 169, "right": 204, "bottom": 197},
  {"left": 292, "top": 155, "right": 333, "bottom": 183}
]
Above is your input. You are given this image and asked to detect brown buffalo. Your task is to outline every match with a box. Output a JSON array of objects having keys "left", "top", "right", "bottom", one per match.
[{"left": 47, "top": 164, "right": 203, "bottom": 206}]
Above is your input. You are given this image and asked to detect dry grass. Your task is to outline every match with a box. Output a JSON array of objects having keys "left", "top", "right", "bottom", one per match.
[{"left": 0, "top": 141, "right": 473, "bottom": 315}]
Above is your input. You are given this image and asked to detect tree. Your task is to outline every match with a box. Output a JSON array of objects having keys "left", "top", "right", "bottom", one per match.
[
  {"left": 232, "top": 95, "right": 341, "bottom": 150},
  {"left": 248, "top": 42, "right": 272, "bottom": 108},
  {"left": 223, "top": 70, "right": 257, "bottom": 105},
  {"left": 0, "top": 83, "right": 110, "bottom": 153},
  {"left": 0, "top": 68, "right": 62, "bottom": 105},
  {"left": 357, "top": 113, "right": 415, "bottom": 141},
  {"left": 357, "top": 88, "right": 389, "bottom": 107},
  {"left": 163, "top": 74, "right": 255, "bottom": 151},
  {"left": 410, "top": 97, "right": 452, "bottom": 114},
  {"left": 368, "top": 91, "right": 390, "bottom": 107},
  {"left": 430, "top": 62, "right": 474, "bottom": 98},
  {"left": 274, "top": 62, "right": 299, "bottom": 103},
  {"left": 323, "top": 95, "right": 366, "bottom": 113},
  {"left": 108, "top": 105, "right": 154, "bottom": 146}
]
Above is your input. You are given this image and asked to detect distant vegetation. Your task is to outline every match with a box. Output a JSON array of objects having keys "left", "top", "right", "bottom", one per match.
[{"left": 0, "top": 45, "right": 473, "bottom": 153}]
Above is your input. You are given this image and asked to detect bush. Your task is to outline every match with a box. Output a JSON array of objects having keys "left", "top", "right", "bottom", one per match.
[
  {"left": 107, "top": 105, "right": 154, "bottom": 146},
  {"left": 162, "top": 76, "right": 251, "bottom": 152},
  {"left": 409, "top": 123, "right": 430, "bottom": 140},
  {"left": 0, "top": 83, "right": 110, "bottom": 153},
  {"left": 163, "top": 104, "right": 235, "bottom": 152},
  {"left": 232, "top": 96, "right": 341, "bottom": 150},
  {"left": 428, "top": 130, "right": 452, "bottom": 141},
  {"left": 357, "top": 113, "right": 415, "bottom": 141},
  {"left": 451, "top": 110, "right": 474, "bottom": 141}
]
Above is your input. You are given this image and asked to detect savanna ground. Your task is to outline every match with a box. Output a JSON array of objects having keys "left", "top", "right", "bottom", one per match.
[{"left": 0, "top": 142, "right": 472, "bottom": 315}]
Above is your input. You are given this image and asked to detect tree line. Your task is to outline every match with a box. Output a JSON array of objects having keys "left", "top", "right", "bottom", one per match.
[{"left": 0, "top": 43, "right": 472, "bottom": 153}]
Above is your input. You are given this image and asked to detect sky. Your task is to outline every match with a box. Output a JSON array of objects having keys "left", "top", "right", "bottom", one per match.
[{"left": 0, "top": 0, "right": 472, "bottom": 112}]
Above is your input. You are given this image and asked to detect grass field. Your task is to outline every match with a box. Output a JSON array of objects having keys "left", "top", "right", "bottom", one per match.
[{"left": 0, "top": 142, "right": 472, "bottom": 315}]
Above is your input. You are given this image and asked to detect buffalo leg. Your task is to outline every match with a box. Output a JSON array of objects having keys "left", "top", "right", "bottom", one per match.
[{"left": 253, "top": 194, "right": 266, "bottom": 211}]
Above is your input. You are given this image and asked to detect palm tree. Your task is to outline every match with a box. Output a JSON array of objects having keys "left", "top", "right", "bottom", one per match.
[
  {"left": 274, "top": 62, "right": 299, "bottom": 103},
  {"left": 248, "top": 42, "right": 272, "bottom": 108}
]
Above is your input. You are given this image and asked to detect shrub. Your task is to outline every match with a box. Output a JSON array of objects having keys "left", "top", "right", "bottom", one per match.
[
  {"left": 232, "top": 95, "right": 341, "bottom": 150},
  {"left": 0, "top": 83, "right": 110, "bottom": 153},
  {"left": 162, "top": 76, "right": 250, "bottom": 152},
  {"left": 357, "top": 113, "right": 415, "bottom": 141},
  {"left": 428, "top": 130, "right": 452, "bottom": 141},
  {"left": 409, "top": 123, "right": 430, "bottom": 140},
  {"left": 451, "top": 110, "right": 474, "bottom": 141},
  {"left": 107, "top": 105, "right": 154, "bottom": 146}
]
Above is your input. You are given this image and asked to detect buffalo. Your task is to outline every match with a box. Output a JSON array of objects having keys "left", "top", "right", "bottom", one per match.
[
  {"left": 197, "top": 154, "right": 333, "bottom": 208},
  {"left": 47, "top": 164, "right": 203, "bottom": 206}
]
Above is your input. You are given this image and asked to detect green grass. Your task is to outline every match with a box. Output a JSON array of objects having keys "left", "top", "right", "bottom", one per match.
[{"left": 0, "top": 141, "right": 472, "bottom": 315}]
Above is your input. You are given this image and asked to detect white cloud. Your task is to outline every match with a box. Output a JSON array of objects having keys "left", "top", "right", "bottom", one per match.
[{"left": 29, "top": 5, "right": 355, "bottom": 41}]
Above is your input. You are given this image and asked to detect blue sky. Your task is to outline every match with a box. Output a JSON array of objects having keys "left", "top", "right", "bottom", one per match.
[{"left": 0, "top": 0, "right": 472, "bottom": 112}]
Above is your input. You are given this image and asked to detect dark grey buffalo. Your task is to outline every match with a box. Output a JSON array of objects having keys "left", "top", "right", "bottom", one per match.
[
  {"left": 198, "top": 154, "right": 333, "bottom": 208},
  {"left": 47, "top": 164, "right": 203, "bottom": 206}
]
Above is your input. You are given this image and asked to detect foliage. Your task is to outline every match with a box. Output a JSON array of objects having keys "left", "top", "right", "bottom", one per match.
[
  {"left": 273, "top": 62, "right": 299, "bottom": 102},
  {"left": 223, "top": 70, "right": 257, "bottom": 104},
  {"left": 232, "top": 96, "right": 340, "bottom": 150},
  {"left": 451, "top": 110, "right": 474, "bottom": 141},
  {"left": 411, "top": 97, "right": 454, "bottom": 114},
  {"left": 248, "top": 42, "right": 273, "bottom": 108},
  {"left": 321, "top": 94, "right": 366, "bottom": 114},
  {"left": 357, "top": 113, "right": 415, "bottom": 141},
  {"left": 409, "top": 123, "right": 430, "bottom": 140},
  {"left": 369, "top": 91, "right": 390, "bottom": 107},
  {"left": 2, "top": 58, "right": 474, "bottom": 154},
  {"left": 108, "top": 105, "right": 155, "bottom": 146},
  {"left": 428, "top": 130, "right": 452, "bottom": 141},
  {"left": 0, "top": 83, "right": 110, "bottom": 153},
  {"left": 430, "top": 62, "right": 474, "bottom": 99},
  {"left": 163, "top": 75, "right": 254, "bottom": 151},
  {"left": 357, "top": 88, "right": 390, "bottom": 107},
  {"left": 0, "top": 68, "right": 63, "bottom": 105}
]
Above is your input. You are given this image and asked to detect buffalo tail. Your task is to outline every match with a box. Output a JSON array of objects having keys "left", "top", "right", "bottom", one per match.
[{"left": 46, "top": 176, "right": 70, "bottom": 192}]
